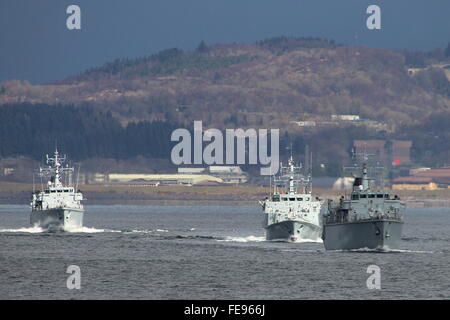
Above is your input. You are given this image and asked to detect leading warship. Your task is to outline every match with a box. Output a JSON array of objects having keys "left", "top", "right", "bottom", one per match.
[
  {"left": 322, "top": 158, "right": 405, "bottom": 251},
  {"left": 260, "top": 155, "right": 322, "bottom": 242},
  {"left": 30, "top": 149, "right": 84, "bottom": 230}
]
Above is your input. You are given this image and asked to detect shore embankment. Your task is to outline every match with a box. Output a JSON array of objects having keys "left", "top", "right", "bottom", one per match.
[{"left": 1, "top": 182, "right": 450, "bottom": 208}]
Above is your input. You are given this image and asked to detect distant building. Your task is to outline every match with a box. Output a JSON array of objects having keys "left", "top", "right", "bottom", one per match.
[
  {"left": 392, "top": 166, "right": 450, "bottom": 190},
  {"left": 291, "top": 120, "right": 316, "bottom": 127},
  {"left": 407, "top": 68, "right": 425, "bottom": 76},
  {"left": 3, "top": 167, "right": 14, "bottom": 176},
  {"left": 409, "top": 167, "right": 431, "bottom": 176},
  {"left": 392, "top": 176, "right": 438, "bottom": 190},
  {"left": 178, "top": 165, "right": 248, "bottom": 184},
  {"left": 208, "top": 166, "right": 248, "bottom": 184},
  {"left": 87, "top": 165, "right": 248, "bottom": 186},
  {"left": 208, "top": 166, "right": 243, "bottom": 174},
  {"left": 331, "top": 114, "right": 360, "bottom": 121},
  {"left": 107, "top": 173, "right": 223, "bottom": 186},
  {"left": 177, "top": 167, "right": 206, "bottom": 174}
]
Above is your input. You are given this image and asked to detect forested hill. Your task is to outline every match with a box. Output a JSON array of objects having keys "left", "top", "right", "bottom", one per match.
[
  {"left": 0, "top": 103, "right": 179, "bottom": 161},
  {"left": 1, "top": 37, "right": 449, "bottom": 130},
  {"left": 1, "top": 37, "right": 450, "bottom": 172}
]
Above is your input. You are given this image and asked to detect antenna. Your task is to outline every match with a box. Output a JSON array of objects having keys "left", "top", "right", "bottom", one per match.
[
  {"left": 39, "top": 164, "right": 44, "bottom": 191},
  {"left": 345, "top": 142, "right": 385, "bottom": 191},
  {"left": 351, "top": 142, "right": 376, "bottom": 164},
  {"left": 269, "top": 166, "right": 272, "bottom": 196},
  {"left": 75, "top": 163, "right": 81, "bottom": 191},
  {"left": 310, "top": 151, "right": 312, "bottom": 176}
]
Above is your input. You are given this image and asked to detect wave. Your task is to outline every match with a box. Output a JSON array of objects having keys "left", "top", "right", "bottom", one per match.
[
  {"left": 291, "top": 238, "right": 323, "bottom": 244},
  {"left": 280, "top": 248, "right": 324, "bottom": 253},
  {"left": 122, "top": 228, "right": 169, "bottom": 234},
  {"left": 0, "top": 225, "right": 121, "bottom": 234},
  {"left": 403, "top": 237, "right": 449, "bottom": 242},
  {"left": 330, "top": 247, "right": 434, "bottom": 254},
  {"left": 63, "top": 226, "right": 121, "bottom": 233},
  {"left": 216, "top": 235, "right": 322, "bottom": 243},
  {"left": 377, "top": 248, "right": 434, "bottom": 254},
  {"left": 218, "top": 235, "right": 266, "bottom": 243},
  {"left": 0, "top": 226, "right": 44, "bottom": 233}
]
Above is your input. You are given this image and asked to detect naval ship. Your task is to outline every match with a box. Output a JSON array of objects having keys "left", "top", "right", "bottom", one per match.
[
  {"left": 322, "top": 160, "right": 404, "bottom": 251},
  {"left": 30, "top": 149, "right": 84, "bottom": 230},
  {"left": 260, "top": 155, "right": 322, "bottom": 242}
]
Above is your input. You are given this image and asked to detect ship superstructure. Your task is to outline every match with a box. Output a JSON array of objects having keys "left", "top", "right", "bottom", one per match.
[
  {"left": 30, "top": 148, "right": 84, "bottom": 230},
  {"left": 260, "top": 155, "right": 322, "bottom": 242},
  {"left": 322, "top": 156, "right": 404, "bottom": 250}
]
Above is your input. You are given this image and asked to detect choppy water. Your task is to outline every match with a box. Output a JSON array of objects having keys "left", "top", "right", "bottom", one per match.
[{"left": 0, "top": 205, "right": 448, "bottom": 299}]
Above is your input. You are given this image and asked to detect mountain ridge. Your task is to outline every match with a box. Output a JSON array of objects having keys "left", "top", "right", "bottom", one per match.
[{"left": 1, "top": 37, "right": 449, "bottom": 130}]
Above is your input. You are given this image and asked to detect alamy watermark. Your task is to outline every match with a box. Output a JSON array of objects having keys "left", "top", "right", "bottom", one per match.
[
  {"left": 66, "top": 5, "right": 81, "bottom": 30},
  {"left": 65, "top": 4, "right": 379, "bottom": 31},
  {"left": 366, "top": 5, "right": 381, "bottom": 30},
  {"left": 171, "top": 121, "right": 280, "bottom": 175},
  {"left": 366, "top": 265, "right": 381, "bottom": 290},
  {"left": 66, "top": 265, "right": 81, "bottom": 290}
]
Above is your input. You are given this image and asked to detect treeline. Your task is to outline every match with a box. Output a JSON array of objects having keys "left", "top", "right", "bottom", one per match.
[
  {"left": 256, "top": 36, "right": 336, "bottom": 54},
  {"left": 401, "top": 42, "right": 450, "bottom": 67},
  {"left": 2, "top": 103, "right": 450, "bottom": 172},
  {"left": 413, "top": 67, "right": 450, "bottom": 97},
  {"left": 398, "top": 112, "right": 450, "bottom": 167},
  {"left": 71, "top": 47, "right": 256, "bottom": 82},
  {"left": 0, "top": 103, "right": 179, "bottom": 160},
  {"left": 0, "top": 102, "right": 371, "bottom": 176},
  {"left": 68, "top": 36, "right": 340, "bottom": 82}
]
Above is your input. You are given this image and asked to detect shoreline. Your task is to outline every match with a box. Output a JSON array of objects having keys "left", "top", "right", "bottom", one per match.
[
  {"left": 1, "top": 182, "right": 450, "bottom": 208},
  {"left": 2, "top": 197, "right": 450, "bottom": 208}
]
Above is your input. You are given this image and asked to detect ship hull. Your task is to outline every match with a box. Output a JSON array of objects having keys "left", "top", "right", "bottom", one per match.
[
  {"left": 266, "top": 220, "right": 322, "bottom": 242},
  {"left": 30, "top": 208, "right": 84, "bottom": 230},
  {"left": 322, "top": 219, "right": 403, "bottom": 250}
]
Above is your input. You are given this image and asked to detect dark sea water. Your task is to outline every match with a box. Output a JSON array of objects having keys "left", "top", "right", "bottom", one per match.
[{"left": 0, "top": 205, "right": 448, "bottom": 299}]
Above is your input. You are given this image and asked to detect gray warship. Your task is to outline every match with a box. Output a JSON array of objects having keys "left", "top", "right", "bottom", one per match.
[
  {"left": 322, "top": 160, "right": 404, "bottom": 251},
  {"left": 260, "top": 155, "right": 322, "bottom": 242},
  {"left": 30, "top": 149, "right": 84, "bottom": 230}
]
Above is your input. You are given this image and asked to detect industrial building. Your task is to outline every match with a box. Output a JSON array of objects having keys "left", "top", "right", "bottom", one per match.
[
  {"left": 177, "top": 165, "right": 248, "bottom": 184},
  {"left": 85, "top": 165, "right": 248, "bottom": 186},
  {"left": 392, "top": 167, "right": 450, "bottom": 190},
  {"left": 107, "top": 173, "right": 223, "bottom": 186}
]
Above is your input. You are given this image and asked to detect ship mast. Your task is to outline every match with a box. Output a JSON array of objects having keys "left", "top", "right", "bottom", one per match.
[
  {"left": 271, "top": 145, "right": 311, "bottom": 195},
  {"left": 288, "top": 155, "right": 295, "bottom": 194},
  {"left": 346, "top": 145, "right": 381, "bottom": 193},
  {"left": 361, "top": 162, "right": 369, "bottom": 191},
  {"left": 39, "top": 147, "right": 74, "bottom": 189},
  {"left": 46, "top": 148, "right": 65, "bottom": 187}
]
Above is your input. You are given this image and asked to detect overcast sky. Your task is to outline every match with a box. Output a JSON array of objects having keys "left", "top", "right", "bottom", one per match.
[{"left": 1, "top": 0, "right": 449, "bottom": 84}]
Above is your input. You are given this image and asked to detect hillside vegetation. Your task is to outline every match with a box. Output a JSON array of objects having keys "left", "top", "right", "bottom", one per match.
[
  {"left": 1, "top": 37, "right": 449, "bottom": 129},
  {"left": 1, "top": 37, "right": 450, "bottom": 175}
]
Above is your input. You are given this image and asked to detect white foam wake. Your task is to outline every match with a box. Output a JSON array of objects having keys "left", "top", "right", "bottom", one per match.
[
  {"left": 219, "top": 235, "right": 266, "bottom": 243},
  {"left": 64, "top": 226, "right": 121, "bottom": 233},
  {"left": 333, "top": 247, "right": 434, "bottom": 254},
  {"left": 375, "top": 248, "right": 433, "bottom": 254},
  {"left": 123, "top": 229, "right": 169, "bottom": 234},
  {"left": 291, "top": 238, "right": 323, "bottom": 244},
  {"left": 0, "top": 226, "right": 44, "bottom": 233}
]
